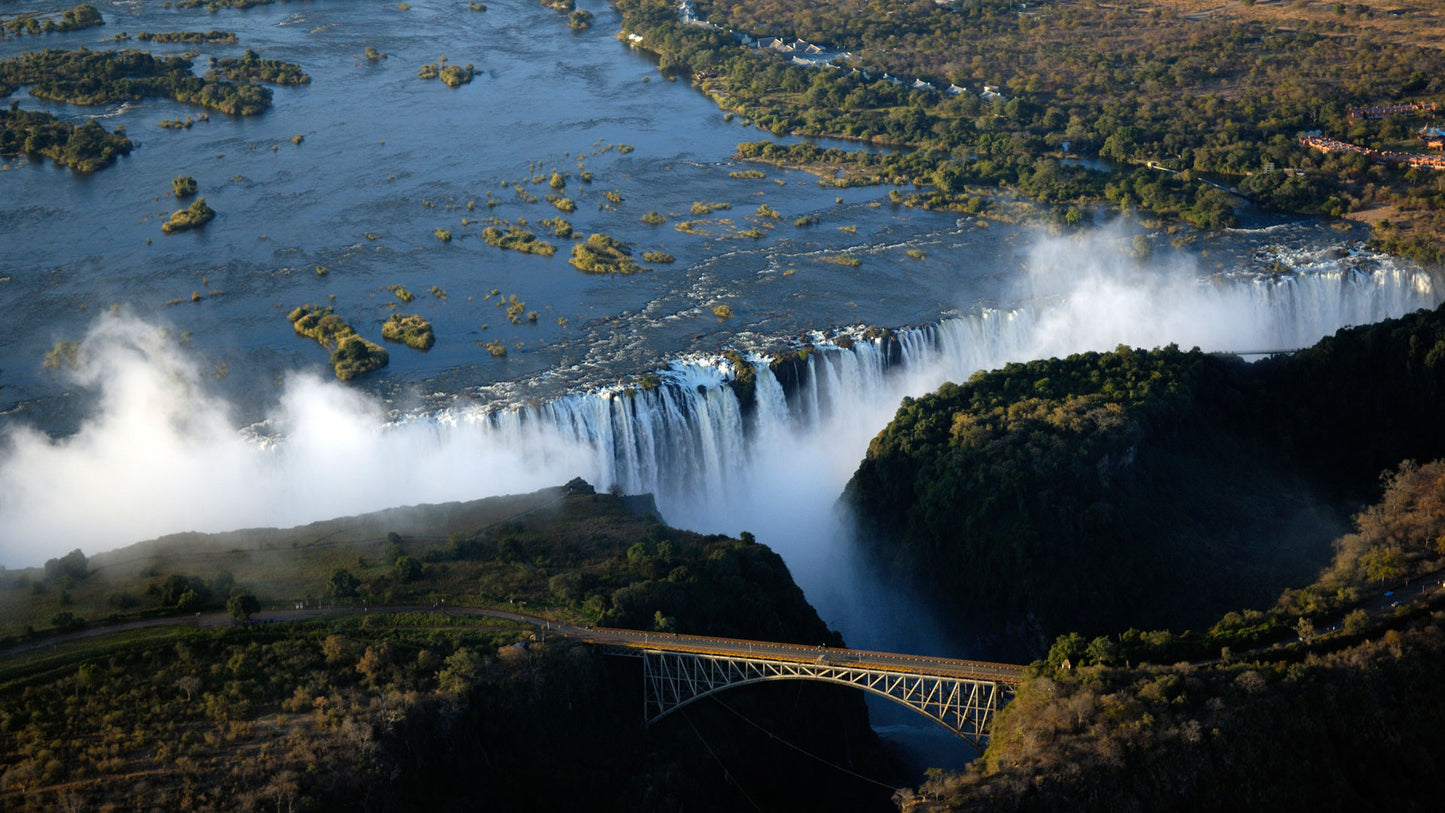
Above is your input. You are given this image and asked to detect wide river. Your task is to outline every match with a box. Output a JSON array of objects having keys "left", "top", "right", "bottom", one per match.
[{"left": 3, "top": 0, "right": 1442, "bottom": 763}]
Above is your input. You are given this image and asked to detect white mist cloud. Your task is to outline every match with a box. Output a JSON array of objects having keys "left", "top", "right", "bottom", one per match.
[
  {"left": 1013, "top": 221, "right": 1436, "bottom": 357},
  {"left": 1, "top": 225, "right": 1433, "bottom": 607},
  {"left": 0, "top": 315, "right": 597, "bottom": 568}
]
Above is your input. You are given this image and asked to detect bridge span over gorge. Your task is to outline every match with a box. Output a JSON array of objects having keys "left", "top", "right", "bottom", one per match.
[
  {"left": 525, "top": 615, "right": 1025, "bottom": 748},
  {"left": 2, "top": 603, "right": 1026, "bottom": 747}
]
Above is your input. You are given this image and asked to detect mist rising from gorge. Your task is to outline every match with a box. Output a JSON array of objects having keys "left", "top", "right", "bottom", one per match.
[{"left": 1, "top": 226, "right": 1435, "bottom": 621}]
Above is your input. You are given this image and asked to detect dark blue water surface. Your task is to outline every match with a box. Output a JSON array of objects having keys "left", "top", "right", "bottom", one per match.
[{"left": 1, "top": 0, "right": 1040, "bottom": 424}]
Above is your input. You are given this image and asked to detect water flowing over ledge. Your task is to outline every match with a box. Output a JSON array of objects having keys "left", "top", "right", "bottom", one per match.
[
  {"left": 416, "top": 261, "right": 1443, "bottom": 529},
  {"left": 1, "top": 259, "right": 1438, "bottom": 569}
]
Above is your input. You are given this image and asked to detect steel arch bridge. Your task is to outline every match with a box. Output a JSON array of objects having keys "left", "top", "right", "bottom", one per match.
[{"left": 625, "top": 648, "right": 1019, "bottom": 749}]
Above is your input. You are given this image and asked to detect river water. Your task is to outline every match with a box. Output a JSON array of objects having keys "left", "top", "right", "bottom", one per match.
[{"left": 3, "top": 0, "right": 1443, "bottom": 768}]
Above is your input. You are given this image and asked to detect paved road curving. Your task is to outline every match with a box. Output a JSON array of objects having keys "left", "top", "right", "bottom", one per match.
[{"left": 1, "top": 603, "right": 1025, "bottom": 684}]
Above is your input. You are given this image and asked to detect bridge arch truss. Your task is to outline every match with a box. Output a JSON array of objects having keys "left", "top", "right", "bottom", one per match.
[{"left": 638, "top": 650, "right": 1014, "bottom": 748}]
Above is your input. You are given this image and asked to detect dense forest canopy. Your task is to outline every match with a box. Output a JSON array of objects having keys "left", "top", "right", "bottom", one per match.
[
  {"left": 0, "top": 487, "right": 899, "bottom": 811},
  {"left": 0, "top": 48, "right": 272, "bottom": 115},
  {"left": 845, "top": 303, "right": 1445, "bottom": 650},
  {"left": 616, "top": 0, "right": 1445, "bottom": 258},
  {"left": 907, "top": 454, "right": 1445, "bottom": 811}
]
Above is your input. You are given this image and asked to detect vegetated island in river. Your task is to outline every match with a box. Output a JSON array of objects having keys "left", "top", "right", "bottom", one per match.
[
  {"left": 207, "top": 49, "right": 310, "bottom": 86},
  {"left": 0, "top": 3, "right": 103, "bottom": 38},
  {"left": 0, "top": 103, "right": 131, "bottom": 172},
  {"left": 160, "top": 197, "right": 215, "bottom": 233},
  {"left": 128, "top": 30, "right": 238, "bottom": 44},
  {"left": 569, "top": 232, "right": 643, "bottom": 274},
  {"left": 381, "top": 313, "right": 435, "bottom": 351},
  {"left": 845, "top": 302, "right": 1445, "bottom": 654},
  {"left": 0, "top": 48, "right": 272, "bottom": 115},
  {"left": 612, "top": 0, "right": 1445, "bottom": 262},
  {"left": 0, "top": 482, "right": 900, "bottom": 812},
  {"left": 288, "top": 305, "right": 390, "bottom": 380}
]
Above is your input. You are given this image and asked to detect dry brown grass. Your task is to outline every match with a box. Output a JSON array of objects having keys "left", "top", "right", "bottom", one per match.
[{"left": 1152, "top": 0, "right": 1445, "bottom": 49}]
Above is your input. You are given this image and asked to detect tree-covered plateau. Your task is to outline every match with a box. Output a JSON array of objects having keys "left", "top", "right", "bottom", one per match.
[
  {"left": 845, "top": 303, "right": 1445, "bottom": 649},
  {"left": 0, "top": 486, "right": 900, "bottom": 811}
]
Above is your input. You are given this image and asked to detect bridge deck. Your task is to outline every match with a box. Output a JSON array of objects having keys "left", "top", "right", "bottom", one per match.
[{"left": 563, "top": 625, "right": 1024, "bottom": 685}]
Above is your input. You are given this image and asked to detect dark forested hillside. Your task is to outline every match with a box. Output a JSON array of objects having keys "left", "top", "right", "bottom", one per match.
[
  {"left": 0, "top": 485, "right": 900, "bottom": 811},
  {"left": 906, "top": 454, "right": 1445, "bottom": 812},
  {"left": 845, "top": 304, "right": 1445, "bottom": 652}
]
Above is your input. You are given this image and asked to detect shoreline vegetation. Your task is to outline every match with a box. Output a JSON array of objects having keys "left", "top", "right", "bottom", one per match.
[{"left": 612, "top": 0, "right": 1445, "bottom": 263}]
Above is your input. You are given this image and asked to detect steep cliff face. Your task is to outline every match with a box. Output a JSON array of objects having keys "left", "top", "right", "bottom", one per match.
[
  {"left": 844, "top": 304, "right": 1445, "bottom": 652},
  {"left": 907, "top": 454, "right": 1445, "bottom": 813}
]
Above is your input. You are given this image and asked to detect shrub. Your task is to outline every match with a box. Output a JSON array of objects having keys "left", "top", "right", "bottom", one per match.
[
  {"left": 381, "top": 314, "right": 435, "bottom": 351},
  {"left": 171, "top": 175, "right": 197, "bottom": 198},
  {"left": 161, "top": 198, "right": 215, "bottom": 233}
]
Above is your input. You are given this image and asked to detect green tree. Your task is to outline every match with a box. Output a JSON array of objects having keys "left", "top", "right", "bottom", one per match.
[
  {"left": 175, "top": 589, "right": 201, "bottom": 613},
  {"left": 44, "top": 548, "right": 88, "bottom": 582},
  {"left": 227, "top": 591, "right": 260, "bottom": 624},
  {"left": 438, "top": 647, "right": 484, "bottom": 694},
  {"left": 393, "top": 555, "right": 422, "bottom": 583},
  {"left": 51, "top": 611, "right": 82, "bottom": 632},
  {"left": 1343, "top": 608, "right": 1371, "bottom": 635},
  {"left": 329, "top": 568, "right": 360, "bottom": 598},
  {"left": 1359, "top": 547, "right": 1406, "bottom": 586},
  {"left": 1047, "top": 632, "right": 1087, "bottom": 669}
]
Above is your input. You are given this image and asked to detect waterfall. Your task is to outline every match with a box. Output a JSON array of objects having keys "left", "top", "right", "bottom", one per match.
[
  {"left": 432, "top": 263, "right": 1442, "bottom": 536},
  {"left": 3, "top": 260, "right": 1439, "bottom": 573}
]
